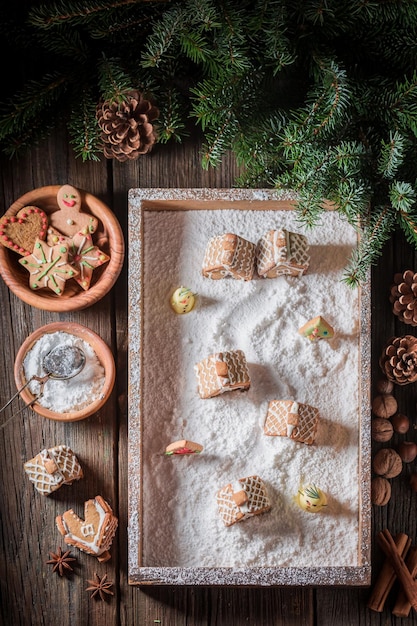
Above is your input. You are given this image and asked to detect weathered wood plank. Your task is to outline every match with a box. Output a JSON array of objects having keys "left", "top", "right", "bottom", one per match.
[{"left": 0, "top": 130, "right": 118, "bottom": 626}]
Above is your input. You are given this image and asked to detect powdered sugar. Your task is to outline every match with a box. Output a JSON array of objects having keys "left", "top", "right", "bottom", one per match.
[
  {"left": 132, "top": 203, "right": 368, "bottom": 572},
  {"left": 23, "top": 331, "right": 105, "bottom": 413}
]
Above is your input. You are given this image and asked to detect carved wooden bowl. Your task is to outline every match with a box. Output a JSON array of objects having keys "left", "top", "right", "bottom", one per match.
[
  {"left": 0, "top": 185, "right": 124, "bottom": 311},
  {"left": 14, "top": 322, "right": 116, "bottom": 421}
]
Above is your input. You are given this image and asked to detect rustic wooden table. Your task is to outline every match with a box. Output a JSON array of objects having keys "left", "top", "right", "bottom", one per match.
[{"left": 1, "top": 127, "right": 417, "bottom": 626}]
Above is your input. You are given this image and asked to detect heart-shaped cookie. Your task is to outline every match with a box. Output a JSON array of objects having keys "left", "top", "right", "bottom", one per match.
[{"left": 0, "top": 206, "right": 49, "bottom": 256}]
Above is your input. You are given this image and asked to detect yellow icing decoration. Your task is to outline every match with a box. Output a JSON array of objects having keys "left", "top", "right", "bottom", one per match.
[
  {"left": 170, "top": 286, "right": 196, "bottom": 314},
  {"left": 295, "top": 483, "right": 327, "bottom": 513}
]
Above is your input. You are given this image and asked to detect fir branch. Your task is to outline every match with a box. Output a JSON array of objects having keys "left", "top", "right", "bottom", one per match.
[
  {"left": 389, "top": 181, "right": 416, "bottom": 214},
  {"left": 141, "top": 5, "right": 186, "bottom": 67},
  {"left": 97, "top": 56, "right": 136, "bottom": 100},
  {"left": 377, "top": 131, "right": 406, "bottom": 179},
  {"left": 68, "top": 89, "right": 102, "bottom": 161},
  {"left": 0, "top": 73, "right": 68, "bottom": 139},
  {"left": 343, "top": 205, "right": 395, "bottom": 286},
  {"left": 398, "top": 209, "right": 417, "bottom": 250},
  {"left": 28, "top": 0, "right": 169, "bottom": 29}
]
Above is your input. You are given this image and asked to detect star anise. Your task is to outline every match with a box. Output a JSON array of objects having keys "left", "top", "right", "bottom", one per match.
[
  {"left": 86, "top": 573, "right": 114, "bottom": 601},
  {"left": 46, "top": 546, "right": 77, "bottom": 576}
]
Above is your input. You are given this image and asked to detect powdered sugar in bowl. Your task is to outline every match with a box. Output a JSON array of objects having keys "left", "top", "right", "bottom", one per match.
[{"left": 14, "top": 322, "right": 115, "bottom": 421}]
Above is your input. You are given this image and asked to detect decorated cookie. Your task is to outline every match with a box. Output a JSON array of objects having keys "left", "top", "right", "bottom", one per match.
[
  {"left": 19, "top": 238, "right": 79, "bottom": 295},
  {"left": 67, "top": 231, "right": 110, "bottom": 290},
  {"left": 0, "top": 206, "right": 48, "bottom": 256},
  {"left": 202, "top": 233, "right": 256, "bottom": 281},
  {"left": 165, "top": 440, "right": 203, "bottom": 455},
  {"left": 46, "top": 225, "right": 71, "bottom": 246},
  {"left": 194, "top": 349, "right": 251, "bottom": 399},
  {"left": 56, "top": 495, "right": 118, "bottom": 562},
  {"left": 24, "top": 445, "right": 83, "bottom": 496},
  {"left": 50, "top": 184, "right": 98, "bottom": 237},
  {"left": 217, "top": 475, "right": 271, "bottom": 526},
  {"left": 295, "top": 484, "right": 328, "bottom": 513},
  {"left": 298, "top": 315, "right": 335, "bottom": 341},
  {"left": 256, "top": 228, "right": 310, "bottom": 278},
  {"left": 264, "top": 399, "right": 319, "bottom": 445},
  {"left": 170, "top": 286, "right": 196, "bottom": 314}
]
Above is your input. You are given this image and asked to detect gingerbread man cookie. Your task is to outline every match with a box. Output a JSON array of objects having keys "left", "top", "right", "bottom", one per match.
[
  {"left": 51, "top": 184, "right": 98, "bottom": 237},
  {"left": 19, "top": 238, "right": 79, "bottom": 295}
]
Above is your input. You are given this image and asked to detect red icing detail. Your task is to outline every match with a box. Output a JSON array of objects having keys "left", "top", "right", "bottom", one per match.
[
  {"left": 28, "top": 208, "right": 34, "bottom": 213},
  {"left": 19, "top": 248, "right": 25, "bottom": 253},
  {"left": 10, "top": 217, "right": 17, "bottom": 223},
  {"left": 34, "top": 208, "right": 40, "bottom": 213},
  {"left": 39, "top": 230, "right": 45, "bottom": 237},
  {"left": 21, "top": 213, "right": 27, "bottom": 218},
  {"left": 0, "top": 231, "right": 3, "bottom": 236},
  {"left": 63, "top": 200, "right": 76, "bottom": 207},
  {"left": 18, "top": 219, "right": 23, "bottom": 224},
  {"left": 24, "top": 251, "right": 30, "bottom": 256},
  {"left": 173, "top": 447, "right": 196, "bottom": 455},
  {"left": 3, "top": 236, "right": 9, "bottom": 241},
  {"left": 13, "top": 244, "right": 18, "bottom": 249}
]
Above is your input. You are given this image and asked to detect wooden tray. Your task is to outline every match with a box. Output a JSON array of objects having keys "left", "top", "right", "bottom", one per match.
[{"left": 127, "top": 188, "right": 371, "bottom": 586}]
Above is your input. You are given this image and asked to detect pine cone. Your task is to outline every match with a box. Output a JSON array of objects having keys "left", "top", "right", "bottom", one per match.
[
  {"left": 389, "top": 270, "right": 417, "bottom": 326},
  {"left": 379, "top": 335, "right": 417, "bottom": 385},
  {"left": 96, "top": 90, "right": 159, "bottom": 162}
]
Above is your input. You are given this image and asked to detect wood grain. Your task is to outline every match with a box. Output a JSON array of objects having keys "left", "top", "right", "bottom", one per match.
[{"left": 1, "top": 125, "right": 417, "bottom": 625}]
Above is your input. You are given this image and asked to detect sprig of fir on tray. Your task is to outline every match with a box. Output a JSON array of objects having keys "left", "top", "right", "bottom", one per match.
[{"left": 2, "top": 0, "right": 417, "bottom": 284}]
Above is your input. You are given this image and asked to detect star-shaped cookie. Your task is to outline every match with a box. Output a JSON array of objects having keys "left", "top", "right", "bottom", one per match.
[
  {"left": 67, "top": 232, "right": 110, "bottom": 290},
  {"left": 19, "top": 238, "right": 79, "bottom": 295}
]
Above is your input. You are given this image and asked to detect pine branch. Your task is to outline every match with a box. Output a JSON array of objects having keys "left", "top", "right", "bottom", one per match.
[
  {"left": 343, "top": 206, "right": 395, "bottom": 286},
  {"left": 0, "top": 73, "right": 69, "bottom": 139},
  {"left": 28, "top": 0, "right": 169, "bottom": 29},
  {"left": 68, "top": 88, "right": 102, "bottom": 161}
]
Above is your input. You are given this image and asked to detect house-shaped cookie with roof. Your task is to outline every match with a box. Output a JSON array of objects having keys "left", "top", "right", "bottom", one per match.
[
  {"left": 256, "top": 228, "right": 310, "bottom": 278},
  {"left": 202, "top": 233, "right": 256, "bottom": 281},
  {"left": 194, "top": 349, "right": 251, "bottom": 399}
]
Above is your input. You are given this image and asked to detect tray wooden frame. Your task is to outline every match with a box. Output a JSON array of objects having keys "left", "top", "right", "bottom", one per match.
[{"left": 127, "top": 188, "right": 371, "bottom": 586}]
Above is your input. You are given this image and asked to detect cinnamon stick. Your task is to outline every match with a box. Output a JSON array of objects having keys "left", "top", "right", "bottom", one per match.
[
  {"left": 367, "top": 532, "right": 411, "bottom": 612},
  {"left": 392, "top": 546, "right": 417, "bottom": 618},
  {"left": 377, "top": 529, "right": 417, "bottom": 612}
]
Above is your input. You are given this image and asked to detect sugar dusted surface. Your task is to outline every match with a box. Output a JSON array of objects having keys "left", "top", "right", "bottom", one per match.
[{"left": 136, "top": 205, "right": 363, "bottom": 570}]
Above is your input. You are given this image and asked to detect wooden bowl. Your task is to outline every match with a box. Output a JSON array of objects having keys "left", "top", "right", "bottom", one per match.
[
  {"left": 0, "top": 185, "right": 125, "bottom": 311},
  {"left": 14, "top": 322, "right": 116, "bottom": 421}
]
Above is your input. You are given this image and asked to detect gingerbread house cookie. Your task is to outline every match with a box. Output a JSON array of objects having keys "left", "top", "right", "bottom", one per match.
[
  {"left": 56, "top": 495, "right": 118, "bottom": 562},
  {"left": 217, "top": 475, "right": 271, "bottom": 526},
  {"left": 256, "top": 229, "right": 310, "bottom": 278},
  {"left": 202, "top": 233, "right": 256, "bottom": 280},
  {"left": 298, "top": 315, "right": 335, "bottom": 341},
  {"left": 194, "top": 349, "right": 251, "bottom": 399},
  {"left": 264, "top": 400, "right": 319, "bottom": 445},
  {"left": 24, "top": 445, "right": 83, "bottom": 496}
]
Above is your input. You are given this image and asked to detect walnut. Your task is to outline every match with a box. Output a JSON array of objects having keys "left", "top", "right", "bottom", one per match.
[
  {"left": 375, "top": 378, "right": 394, "bottom": 395},
  {"left": 372, "top": 448, "right": 403, "bottom": 478},
  {"left": 371, "top": 477, "right": 391, "bottom": 506},
  {"left": 391, "top": 413, "right": 410, "bottom": 434},
  {"left": 371, "top": 394, "right": 398, "bottom": 419},
  {"left": 371, "top": 417, "right": 394, "bottom": 442},
  {"left": 398, "top": 441, "right": 417, "bottom": 463}
]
